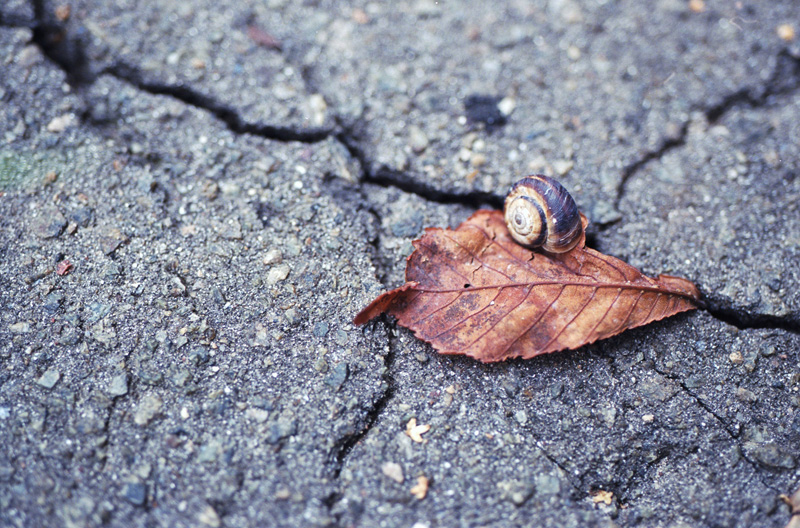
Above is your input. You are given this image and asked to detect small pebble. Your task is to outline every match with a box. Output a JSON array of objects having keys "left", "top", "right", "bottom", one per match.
[
  {"left": 267, "top": 264, "right": 291, "bottom": 285},
  {"left": 381, "top": 462, "right": 404, "bottom": 483},
  {"left": 735, "top": 387, "right": 758, "bottom": 403},
  {"left": 408, "top": 125, "right": 429, "bottom": 154},
  {"left": 173, "top": 369, "right": 191, "bottom": 388},
  {"left": 552, "top": 159, "right": 574, "bottom": 176},
  {"left": 761, "top": 346, "right": 776, "bottom": 357},
  {"left": 777, "top": 24, "right": 795, "bottom": 42},
  {"left": 198, "top": 505, "right": 221, "bottom": 527},
  {"left": 122, "top": 482, "right": 147, "bottom": 506},
  {"left": 107, "top": 374, "right": 129, "bottom": 397},
  {"left": 470, "top": 153, "right": 487, "bottom": 167},
  {"left": 197, "top": 438, "right": 222, "bottom": 464},
  {"left": 134, "top": 395, "right": 163, "bottom": 426},
  {"left": 202, "top": 181, "right": 219, "bottom": 200},
  {"left": 324, "top": 362, "right": 349, "bottom": 391},
  {"left": 642, "top": 414, "right": 655, "bottom": 423},
  {"left": 246, "top": 408, "right": 269, "bottom": 423},
  {"left": 497, "top": 97, "right": 516, "bottom": 117},
  {"left": 334, "top": 329, "right": 348, "bottom": 346},
  {"left": 566, "top": 45, "right": 581, "bottom": 60},
  {"left": 744, "top": 441, "right": 796, "bottom": 469},
  {"left": 98, "top": 228, "right": 129, "bottom": 255},
  {"left": 36, "top": 368, "right": 61, "bottom": 389},
  {"left": 46, "top": 113, "right": 77, "bottom": 133},
  {"left": 267, "top": 417, "right": 297, "bottom": 444},
  {"left": 729, "top": 351, "right": 743, "bottom": 364},
  {"left": 306, "top": 94, "right": 327, "bottom": 127},
  {"left": 9, "top": 322, "right": 30, "bottom": 333},
  {"left": 313, "top": 356, "right": 328, "bottom": 373},
  {"left": 218, "top": 219, "right": 242, "bottom": 240},
  {"left": 33, "top": 208, "right": 67, "bottom": 239},
  {"left": 313, "top": 322, "right": 329, "bottom": 337},
  {"left": 263, "top": 249, "right": 283, "bottom": 266},
  {"left": 535, "top": 473, "right": 561, "bottom": 495}
]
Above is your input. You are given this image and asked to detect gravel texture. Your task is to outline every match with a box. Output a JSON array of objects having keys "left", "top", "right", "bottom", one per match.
[{"left": 1, "top": 1, "right": 799, "bottom": 527}]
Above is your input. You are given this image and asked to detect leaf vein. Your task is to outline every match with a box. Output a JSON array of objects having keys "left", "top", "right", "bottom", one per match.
[
  {"left": 541, "top": 287, "right": 598, "bottom": 351},
  {"left": 408, "top": 290, "right": 464, "bottom": 326},
  {"left": 585, "top": 287, "right": 623, "bottom": 342},
  {"left": 460, "top": 284, "right": 537, "bottom": 353},
  {"left": 440, "top": 231, "right": 515, "bottom": 282},
  {"left": 429, "top": 287, "right": 507, "bottom": 340},
  {"left": 497, "top": 285, "right": 567, "bottom": 360}
]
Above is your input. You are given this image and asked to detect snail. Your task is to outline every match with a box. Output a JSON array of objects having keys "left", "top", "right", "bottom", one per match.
[{"left": 503, "top": 175, "right": 583, "bottom": 254}]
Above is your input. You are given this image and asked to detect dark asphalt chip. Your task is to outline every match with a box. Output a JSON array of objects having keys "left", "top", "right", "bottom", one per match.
[{"left": 464, "top": 94, "right": 507, "bottom": 130}]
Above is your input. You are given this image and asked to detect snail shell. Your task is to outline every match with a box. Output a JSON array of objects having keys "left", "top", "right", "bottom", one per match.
[{"left": 503, "top": 175, "right": 583, "bottom": 253}]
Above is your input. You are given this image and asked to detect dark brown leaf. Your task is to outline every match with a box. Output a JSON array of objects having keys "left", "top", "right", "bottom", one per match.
[{"left": 355, "top": 210, "right": 700, "bottom": 362}]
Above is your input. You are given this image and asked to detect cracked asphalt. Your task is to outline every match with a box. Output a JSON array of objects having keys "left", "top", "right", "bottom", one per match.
[{"left": 1, "top": 1, "right": 799, "bottom": 527}]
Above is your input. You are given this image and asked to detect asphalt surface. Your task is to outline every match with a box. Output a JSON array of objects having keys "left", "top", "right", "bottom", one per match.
[{"left": 1, "top": 1, "right": 799, "bottom": 527}]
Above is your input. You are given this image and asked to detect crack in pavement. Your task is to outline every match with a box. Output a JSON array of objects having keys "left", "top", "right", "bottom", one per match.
[
  {"left": 529, "top": 433, "right": 593, "bottom": 499},
  {"left": 25, "top": 0, "right": 494, "bottom": 210},
  {"left": 22, "top": 2, "right": 800, "bottom": 514},
  {"left": 370, "top": 166, "right": 504, "bottom": 209},
  {"left": 104, "top": 63, "right": 334, "bottom": 143},
  {"left": 705, "top": 49, "right": 800, "bottom": 124},
  {"left": 24, "top": 4, "right": 402, "bottom": 516},
  {"left": 704, "top": 306, "right": 800, "bottom": 335},
  {"left": 30, "top": 0, "right": 93, "bottom": 85},
  {"left": 28, "top": 0, "right": 332, "bottom": 143},
  {"left": 613, "top": 122, "right": 689, "bottom": 215},
  {"left": 646, "top": 354, "right": 785, "bottom": 495},
  {"left": 317, "top": 175, "right": 400, "bottom": 518},
  {"left": 326, "top": 344, "right": 396, "bottom": 481},
  {"left": 613, "top": 48, "right": 800, "bottom": 215},
  {"left": 333, "top": 118, "right": 505, "bottom": 210}
]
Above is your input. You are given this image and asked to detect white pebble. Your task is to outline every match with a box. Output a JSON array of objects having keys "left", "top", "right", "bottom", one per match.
[{"left": 267, "top": 264, "right": 291, "bottom": 285}]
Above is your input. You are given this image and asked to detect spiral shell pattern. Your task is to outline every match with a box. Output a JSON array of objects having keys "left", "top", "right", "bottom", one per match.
[{"left": 503, "top": 175, "right": 583, "bottom": 253}]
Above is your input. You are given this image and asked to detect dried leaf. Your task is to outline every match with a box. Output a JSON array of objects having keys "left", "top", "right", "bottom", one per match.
[
  {"left": 405, "top": 418, "right": 431, "bottom": 443},
  {"left": 592, "top": 489, "right": 614, "bottom": 505},
  {"left": 781, "top": 485, "right": 800, "bottom": 528},
  {"left": 355, "top": 210, "right": 700, "bottom": 362},
  {"left": 410, "top": 476, "right": 429, "bottom": 500}
]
